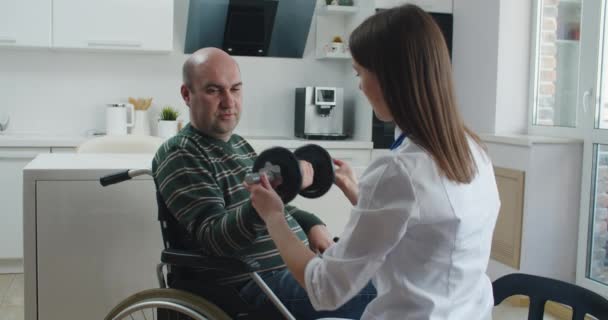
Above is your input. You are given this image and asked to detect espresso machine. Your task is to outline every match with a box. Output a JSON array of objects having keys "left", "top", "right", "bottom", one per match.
[{"left": 294, "top": 87, "right": 347, "bottom": 139}]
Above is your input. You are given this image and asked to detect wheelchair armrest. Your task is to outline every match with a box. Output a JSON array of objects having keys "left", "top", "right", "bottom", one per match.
[{"left": 161, "top": 248, "right": 261, "bottom": 274}]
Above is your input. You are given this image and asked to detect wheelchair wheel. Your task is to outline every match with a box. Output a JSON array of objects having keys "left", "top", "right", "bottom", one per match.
[{"left": 105, "top": 288, "right": 232, "bottom": 320}]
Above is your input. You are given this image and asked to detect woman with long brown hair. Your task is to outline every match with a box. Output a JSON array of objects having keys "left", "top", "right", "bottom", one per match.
[{"left": 246, "top": 4, "right": 500, "bottom": 319}]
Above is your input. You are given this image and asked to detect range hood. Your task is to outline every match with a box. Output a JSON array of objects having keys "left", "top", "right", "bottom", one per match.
[{"left": 185, "top": 0, "right": 315, "bottom": 58}]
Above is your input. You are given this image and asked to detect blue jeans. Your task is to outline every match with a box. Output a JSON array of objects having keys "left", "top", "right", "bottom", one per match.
[{"left": 239, "top": 269, "right": 377, "bottom": 320}]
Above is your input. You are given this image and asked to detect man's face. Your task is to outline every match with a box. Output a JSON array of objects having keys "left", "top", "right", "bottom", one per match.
[{"left": 181, "top": 60, "right": 242, "bottom": 141}]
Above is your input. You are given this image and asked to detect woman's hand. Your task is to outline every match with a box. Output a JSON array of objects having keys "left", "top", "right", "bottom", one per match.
[
  {"left": 333, "top": 158, "right": 359, "bottom": 206},
  {"left": 299, "top": 160, "right": 314, "bottom": 190},
  {"left": 244, "top": 173, "right": 285, "bottom": 222}
]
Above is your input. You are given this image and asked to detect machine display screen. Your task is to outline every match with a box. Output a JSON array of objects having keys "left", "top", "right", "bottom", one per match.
[{"left": 315, "top": 88, "right": 336, "bottom": 105}]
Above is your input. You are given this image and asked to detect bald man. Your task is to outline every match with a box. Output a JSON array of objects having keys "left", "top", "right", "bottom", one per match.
[{"left": 152, "top": 48, "right": 375, "bottom": 319}]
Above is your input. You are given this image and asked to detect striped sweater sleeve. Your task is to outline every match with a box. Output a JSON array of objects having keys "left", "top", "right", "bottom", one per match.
[
  {"left": 286, "top": 205, "right": 325, "bottom": 235},
  {"left": 153, "top": 142, "right": 263, "bottom": 256}
]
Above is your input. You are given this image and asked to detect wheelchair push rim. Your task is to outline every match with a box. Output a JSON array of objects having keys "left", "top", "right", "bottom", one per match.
[{"left": 105, "top": 288, "right": 231, "bottom": 320}]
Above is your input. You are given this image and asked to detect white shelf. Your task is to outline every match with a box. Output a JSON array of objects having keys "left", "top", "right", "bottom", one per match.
[
  {"left": 556, "top": 39, "right": 580, "bottom": 45},
  {"left": 317, "top": 51, "right": 352, "bottom": 59},
  {"left": 559, "top": 0, "right": 581, "bottom": 5},
  {"left": 318, "top": 5, "right": 358, "bottom": 16}
]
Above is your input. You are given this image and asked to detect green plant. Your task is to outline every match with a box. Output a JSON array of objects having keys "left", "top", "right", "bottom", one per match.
[
  {"left": 325, "top": 0, "right": 333, "bottom": 5},
  {"left": 160, "top": 106, "right": 179, "bottom": 121},
  {"left": 338, "top": 0, "right": 354, "bottom": 6}
]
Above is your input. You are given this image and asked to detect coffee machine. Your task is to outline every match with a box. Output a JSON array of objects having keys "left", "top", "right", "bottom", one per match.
[{"left": 294, "top": 87, "right": 347, "bottom": 139}]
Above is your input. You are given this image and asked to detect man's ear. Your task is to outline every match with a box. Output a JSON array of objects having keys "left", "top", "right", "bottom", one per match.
[{"left": 180, "top": 85, "right": 191, "bottom": 107}]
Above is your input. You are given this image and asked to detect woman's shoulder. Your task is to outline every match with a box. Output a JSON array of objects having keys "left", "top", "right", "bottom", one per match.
[{"left": 357, "top": 153, "right": 419, "bottom": 211}]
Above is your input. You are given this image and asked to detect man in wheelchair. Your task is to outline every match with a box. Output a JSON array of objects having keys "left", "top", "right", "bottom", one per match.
[{"left": 152, "top": 47, "right": 376, "bottom": 319}]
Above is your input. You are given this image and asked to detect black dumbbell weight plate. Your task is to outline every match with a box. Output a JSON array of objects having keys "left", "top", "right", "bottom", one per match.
[
  {"left": 252, "top": 147, "right": 302, "bottom": 203},
  {"left": 294, "top": 144, "right": 335, "bottom": 199}
]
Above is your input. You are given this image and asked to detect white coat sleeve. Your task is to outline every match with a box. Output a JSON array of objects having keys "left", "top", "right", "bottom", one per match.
[{"left": 304, "top": 157, "right": 419, "bottom": 310}]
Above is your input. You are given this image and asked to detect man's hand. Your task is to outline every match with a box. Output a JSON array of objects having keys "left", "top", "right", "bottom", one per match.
[
  {"left": 307, "top": 225, "right": 333, "bottom": 254},
  {"left": 299, "top": 160, "right": 314, "bottom": 190}
]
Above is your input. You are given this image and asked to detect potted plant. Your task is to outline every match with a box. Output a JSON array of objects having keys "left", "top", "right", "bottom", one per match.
[
  {"left": 338, "top": 0, "right": 354, "bottom": 6},
  {"left": 158, "top": 105, "right": 180, "bottom": 139},
  {"left": 331, "top": 36, "right": 345, "bottom": 53}
]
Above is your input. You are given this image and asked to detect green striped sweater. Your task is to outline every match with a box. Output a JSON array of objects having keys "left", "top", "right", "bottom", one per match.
[{"left": 152, "top": 124, "right": 323, "bottom": 285}]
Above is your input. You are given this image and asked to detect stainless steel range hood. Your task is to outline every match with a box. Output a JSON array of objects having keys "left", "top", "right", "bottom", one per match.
[{"left": 184, "top": 0, "right": 315, "bottom": 58}]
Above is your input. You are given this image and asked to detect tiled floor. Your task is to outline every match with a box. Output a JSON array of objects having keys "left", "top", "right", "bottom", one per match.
[
  {"left": 0, "top": 272, "right": 559, "bottom": 320},
  {"left": 0, "top": 274, "right": 24, "bottom": 320}
]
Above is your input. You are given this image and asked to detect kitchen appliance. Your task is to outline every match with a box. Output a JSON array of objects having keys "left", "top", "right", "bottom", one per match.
[
  {"left": 223, "top": 0, "right": 278, "bottom": 56},
  {"left": 106, "top": 103, "right": 134, "bottom": 135},
  {"left": 295, "top": 87, "right": 347, "bottom": 140}
]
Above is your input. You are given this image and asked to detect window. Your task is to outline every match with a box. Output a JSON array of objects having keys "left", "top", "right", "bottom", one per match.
[{"left": 531, "top": 0, "right": 608, "bottom": 296}]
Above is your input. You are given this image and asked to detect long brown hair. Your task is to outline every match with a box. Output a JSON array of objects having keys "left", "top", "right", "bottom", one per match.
[{"left": 350, "top": 4, "right": 483, "bottom": 183}]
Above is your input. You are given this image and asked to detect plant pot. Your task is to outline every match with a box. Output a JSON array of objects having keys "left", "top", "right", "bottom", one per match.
[
  {"left": 157, "top": 120, "right": 178, "bottom": 139},
  {"left": 331, "top": 42, "right": 344, "bottom": 53}
]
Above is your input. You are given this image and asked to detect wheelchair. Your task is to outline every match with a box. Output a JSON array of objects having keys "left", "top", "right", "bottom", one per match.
[{"left": 100, "top": 169, "right": 299, "bottom": 320}]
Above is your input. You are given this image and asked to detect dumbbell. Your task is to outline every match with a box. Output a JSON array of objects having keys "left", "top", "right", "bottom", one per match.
[{"left": 245, "top": 144, "right": 335, "bottom": 203}]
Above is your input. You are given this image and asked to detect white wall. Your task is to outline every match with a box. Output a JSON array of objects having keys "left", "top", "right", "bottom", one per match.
[
  {"left": 494, "top": 0, "right": 531, "bottom": 134},
  {"left": 452, "top": 0, "right": 500, "bottom": 134},
  {"left": 452, "top": 0, "right": 531, "bottom": 135},
  {"left": 0, "top": 0, "right": 354, "bottom": 139}
]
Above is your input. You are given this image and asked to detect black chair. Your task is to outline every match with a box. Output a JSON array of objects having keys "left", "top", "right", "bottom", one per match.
[
  {"left": 155, "top": 191, "right": 282, "bottom": 319},
  {"left": 492, "top": 273, "right": 608, "bottom": 320}
]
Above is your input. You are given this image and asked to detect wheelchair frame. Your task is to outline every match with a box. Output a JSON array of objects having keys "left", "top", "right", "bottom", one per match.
[{"left": 101, "top": 168, "right": 296, "bottom": 320}]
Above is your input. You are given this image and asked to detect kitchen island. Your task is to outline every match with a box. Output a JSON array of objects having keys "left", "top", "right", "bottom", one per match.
[{"left": 23, "top": 153, "right": 365, "bottom": 320}]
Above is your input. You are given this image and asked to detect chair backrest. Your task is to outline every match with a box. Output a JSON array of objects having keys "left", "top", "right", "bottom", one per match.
[
  {"left": 493, "top": 273, "right": 608, "bottom": 320},
  {"left": 155, "top": 191, "right": 198, "bottom": 251},
  {"left": 77, "top": 135, "right": 164, "bottom": 153}
]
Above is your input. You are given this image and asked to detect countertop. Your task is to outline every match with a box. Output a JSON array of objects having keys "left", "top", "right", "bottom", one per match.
[{"left": 0, "top": 132, "right": 373, "bottom": 149}]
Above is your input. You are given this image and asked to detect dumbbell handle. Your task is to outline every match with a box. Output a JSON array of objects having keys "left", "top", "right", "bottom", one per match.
[
  {"left": 245, "top": 171, "right": 280, "bottom": 185},
  {"left": 245, "top": 162, "right": 282, "bottom": 185}
]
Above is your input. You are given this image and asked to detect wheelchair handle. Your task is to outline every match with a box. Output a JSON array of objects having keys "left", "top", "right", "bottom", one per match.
[{"left": 100, "top": 169, "right": 152, "bottom": 187}]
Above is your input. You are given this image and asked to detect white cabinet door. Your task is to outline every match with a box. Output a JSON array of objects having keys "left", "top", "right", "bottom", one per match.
[
  {"left": 0, "top": 0, "right": 51, "bottom": 48},
  {"left": 50, "top": 147, "right": 77, "bottom": 153},
  {"left": 52, "top": 0, "right": 173, "bottom": 52},
  {"left": 375, "top": 0, "right": 452, "bottom": 13},
  {"left": 0, "top": 148, "right": 49, "bottom": 263},
  {"left": 291, "top": 166, "right": 366, "bottom": 236},
  {"left": 36, "top": 179, "right": 161, "bottom": 320}
]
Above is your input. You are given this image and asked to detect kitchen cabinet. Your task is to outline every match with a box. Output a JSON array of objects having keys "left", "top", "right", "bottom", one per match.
[
  {"left": 0, "top": 147, "right": 50, "bottom": 273},
  {"left": 50, "top": 147, "right": 77, "bottom": 153},
  {"left": 0, "top": 0, "right": 51, "bottom": 48},
  {"left": 375, "top": 0, "right": 452, "bottom": 13},
  {"left": 292, "top": 166, "right": 366, "bottom": 236},
  {"left": 52, "top": 0, "right": 173, "bottom": 52}
]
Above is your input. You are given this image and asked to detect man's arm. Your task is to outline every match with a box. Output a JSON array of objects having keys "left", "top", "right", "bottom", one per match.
[
  {"left": 153, "top": 143, "right": 262, "bottom": 256},
  {"left": 286, "top": 205, "right": 333, "bottom": 253},
  {"left": 285, "top": 205, "right": 324, "bottom": 235}
]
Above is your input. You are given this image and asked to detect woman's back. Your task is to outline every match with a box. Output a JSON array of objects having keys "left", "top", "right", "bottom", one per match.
[
  {"left": 306, "top": 137, "right": 500, "bottom": 319},
  {"left": 360, "top": 138, "right": 499, "bottom": 319}
]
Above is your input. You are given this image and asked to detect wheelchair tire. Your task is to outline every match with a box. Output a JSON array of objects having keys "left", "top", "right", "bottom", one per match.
[{"left": 105, "top": 288, "right": 232, "bottom": 320}]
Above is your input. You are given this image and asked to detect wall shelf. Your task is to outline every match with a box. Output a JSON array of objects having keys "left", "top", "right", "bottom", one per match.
[
  {"left": 317, "top": 51, "right": 351, "bottom": 60},
  {"left": 318, "top": 5, "right": 358, "bottom": 16},
  {"left": 315, "top": 2, "right": 359, "bottom": 61}
]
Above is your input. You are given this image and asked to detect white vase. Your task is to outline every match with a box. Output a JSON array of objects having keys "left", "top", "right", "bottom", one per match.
[
  {"left": 131, "top": 110, "right": 151, "bottom": 136},
  {"left": 157, "top": 120, "right": 178, "bottom": 139},
  {"left": 331, "top": 42, "right": 344, "bottom": 53}
]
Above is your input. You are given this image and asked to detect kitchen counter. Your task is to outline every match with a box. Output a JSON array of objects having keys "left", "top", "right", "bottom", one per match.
[
  {"left": 0, "top": 132, "right": 88, "bottom": 147},
  {"left": 0, "top": 132, "right": 373, "bottom": 149}
]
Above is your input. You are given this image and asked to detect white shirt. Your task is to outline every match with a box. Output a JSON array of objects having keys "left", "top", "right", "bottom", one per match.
[{"left": 305, "top": 137, "right": 500, "bottom": 320}]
